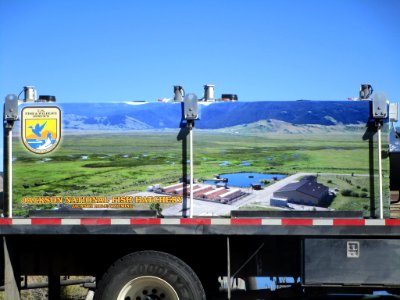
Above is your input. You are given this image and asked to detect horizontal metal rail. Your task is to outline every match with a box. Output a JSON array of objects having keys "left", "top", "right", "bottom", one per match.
[{"left": 1, "top": 218, "right": 400, "bottom": 236}]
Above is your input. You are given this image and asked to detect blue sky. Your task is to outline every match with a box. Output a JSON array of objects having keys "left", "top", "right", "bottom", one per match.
[
  {"left": 1, "top": 0, "right": 400, "bottom": 103},
  {"left": 0, "top": 0, "right": 400, "bottom": 170}
]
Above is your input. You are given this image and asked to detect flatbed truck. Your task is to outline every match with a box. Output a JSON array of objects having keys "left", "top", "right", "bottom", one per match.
[{"left": 1, "top": 85, "right": 400, "bottom": 300}]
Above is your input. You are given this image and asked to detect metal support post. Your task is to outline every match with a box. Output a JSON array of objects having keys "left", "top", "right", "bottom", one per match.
[
  {"left": 377, "top": 122, "right": 383, "bottom": 219},
  {"left": 189, "top": 122, "right": 194, "bottom": 218},
  {"left": 227, "top": 237, "right": 231, "bottom": 300},
  {"left": 371, "top": 92, "right": 387, "bottom": 218},
  {"left": 3, "top": 237, "right": 21, "bottom": 300},
  {"left": 7, "top": 128, "right": 13, "bottom": 218},
  {"left": 183, "top": 93, "right": 198, "bottom": 217},
  {"left": 3, "top": 94, "right": 19, "bottom": 218}
]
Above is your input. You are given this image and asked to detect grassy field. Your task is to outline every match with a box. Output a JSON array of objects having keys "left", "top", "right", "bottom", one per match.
[
  {"left": 317, "top": 174, "right": 389, "bottom": 217},
  {"left": 12, "top": 129, "right": 389, "bottom": 215}
]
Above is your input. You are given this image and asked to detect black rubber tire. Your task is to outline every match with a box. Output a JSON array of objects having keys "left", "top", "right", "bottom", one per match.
[{"left": 94, "top": 250, "right": 206, "bottom": 300}]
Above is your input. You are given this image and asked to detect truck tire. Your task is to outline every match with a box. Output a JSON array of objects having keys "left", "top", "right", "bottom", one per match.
[{"left": 94, "top": 250, "right": 206, "bottom": 300}]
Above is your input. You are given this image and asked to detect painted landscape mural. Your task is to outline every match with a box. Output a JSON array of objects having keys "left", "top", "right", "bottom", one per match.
[{"left": 12, "top": 100, "right": 390, "bottom": 217}]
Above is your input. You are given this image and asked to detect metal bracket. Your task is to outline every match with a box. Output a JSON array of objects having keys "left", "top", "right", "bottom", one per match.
[
  {"left": 184, "top": 93, "right": 199, "bottom": 121},
  {"left": 4, "top": 94, "right": 19, "bottom": 129},
  {"left": 372, "top": 92, "right": 388, "bottom": 120},
  {"left": 389, "top": 102, "right": 399, "bottom": 122}
]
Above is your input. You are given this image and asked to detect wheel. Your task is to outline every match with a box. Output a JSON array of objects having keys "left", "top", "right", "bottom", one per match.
[{"left": 94, "top": 251, "right": 206, "bottom": 300}]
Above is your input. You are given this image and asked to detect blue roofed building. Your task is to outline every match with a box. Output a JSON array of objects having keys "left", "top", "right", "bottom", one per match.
[{"left": 271, "top": 176, "right": 329, "bottom": 207}]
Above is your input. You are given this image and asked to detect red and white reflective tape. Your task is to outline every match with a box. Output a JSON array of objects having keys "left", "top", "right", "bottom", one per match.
[{"left": 0, "top": 218, "right": 400, "bottom": 226}]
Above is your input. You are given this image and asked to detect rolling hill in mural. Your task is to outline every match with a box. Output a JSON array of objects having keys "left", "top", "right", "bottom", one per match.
[{"left": 54, "top": 100, "right": 371, "bottom": 131}]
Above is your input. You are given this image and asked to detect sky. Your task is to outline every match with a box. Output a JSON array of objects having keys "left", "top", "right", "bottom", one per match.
[
  {"left": 0, "top": 0, "right": 400, "bottom": 170},
  {"left": 1, "top": 0, "right": 400, "bottom": 103}
]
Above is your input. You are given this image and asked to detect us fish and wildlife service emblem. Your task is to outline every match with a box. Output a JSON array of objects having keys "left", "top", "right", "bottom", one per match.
[{"left": 21, "top": 107, "right": 62, "bottom": 154}]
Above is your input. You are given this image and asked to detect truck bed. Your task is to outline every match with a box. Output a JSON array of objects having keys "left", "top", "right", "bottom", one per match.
[{"left": 1, "top": 216, "right": 400, "bottom": 236}]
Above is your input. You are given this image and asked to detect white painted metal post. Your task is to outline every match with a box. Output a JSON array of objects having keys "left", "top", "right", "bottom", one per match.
[
  {"left": 4, "top": 94, "right": 19, "bottom": 219},
  {"left": 377, "top": 124, "right": 383, "bottom": 219},
  {"left": 8, "top": 128, "right": 13, "bottom": 218},
  {"left": 189, "top": 125, "right": 194, "bottom": 218}
]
